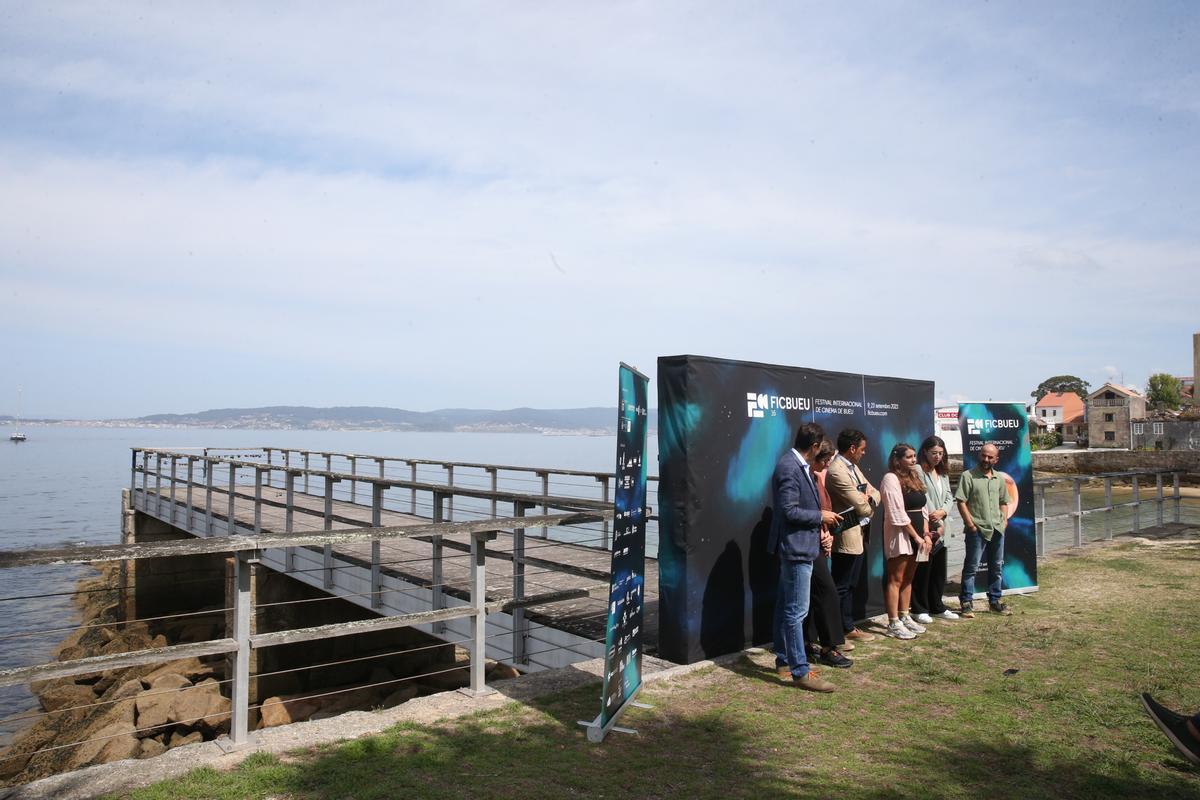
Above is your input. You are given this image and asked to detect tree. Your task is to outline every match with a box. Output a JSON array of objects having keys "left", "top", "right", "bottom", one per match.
[
  {"left": 1031, "top": 375, "right": 1090, "bottom": 402},
  {"left": 1146, "top": 373, "right": 1184, "bottom": 410}
]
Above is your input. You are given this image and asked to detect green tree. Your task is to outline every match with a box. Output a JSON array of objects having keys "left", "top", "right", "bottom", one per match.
[
  {"left": 1031, "top": 375, "right": 1090, "bottom": 402},
  {"left": 1146, "top": 373, "right": 1183, "bottom": 410}
]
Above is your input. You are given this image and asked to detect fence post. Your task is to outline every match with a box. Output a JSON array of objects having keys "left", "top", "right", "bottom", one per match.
[
  {"left": 464, "top": 530, "right": 498, "bottom": 697},
  {"left": 186, "top": 458, "right": 195, "bottom": 532},
  {"left": 349, "top": 455, "right": 357, "bottom": 504},
  {"left": 130, "top": 449, "right": 138, "bottom": 497},
  {"left": 409, "top": 461, "right": 418, "bottom": 514},
  {"left": 154, "top": 452, "right": 163, "bottom": 518},
  {"left": 169, "top": 455, "right": 177, "bottom": 525},
  {"left": 1072, "top": 478, "right": 1083, "bottom": 547},
  {"left": 205, "top": 458, "right": 215, "bottom": 536},
  {"left": 264, "top": 448, "right": 272, "bottom": 488},
  {"left": 513, "top": 501, "right": 528, "bottom": 665},
  {"left": 430, "top": 491, "right": 445, "bottom": 633},
  {"left": 598, "top": 475, "right": 611, "bottom": 549},
  {"left": 1104, "top": 477, "right": 1113, "bottom": 541},
  {"left": 323, "top": 477, "right": 336, "bottom": 589},
  {"left": 303, "top": 452, "right": 311, "bottom": 494},
  {"left": 539, "top": 471, "right": 550, "bottom": 539},
  {"left": 371, "top": 483, "right": 383, "bottom": 609},
  {"left": 1034, "top": 483, "right": 1046, "bottom": 558},
  {"left": 227, "top": 462, "right": 237, "bottom": 536},
  {"left": 1174, "top": 472, "right": 1182, "bottom": 523},
  {"left": 1156, "top": 473, "right": 1165, "bottom": 528},
  {"left": 445, "top": 464, "right": 454, "bottom": 522},
  {"left": 228, "top": 549, "right": 258, "bottom": 748},
  {"left": 487, "top": 468, "right": 498, "bottom": 518},
  {"left": 253, "top": 468, "right": 263, "bottom": 535},
  {"left": 284, "top": 470, "right": 296, "bottom": 572},
  {"left": 1132, "top": 475, "right": 1141, "bottom": 533}
]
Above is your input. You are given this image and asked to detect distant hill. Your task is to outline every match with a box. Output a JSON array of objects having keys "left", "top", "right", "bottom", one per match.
[{"left": 130, "top": 405, "right": 657, "bottom": 433}]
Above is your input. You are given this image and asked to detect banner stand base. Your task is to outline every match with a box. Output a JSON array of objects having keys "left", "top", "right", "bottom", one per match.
[{"left": 577, "top": 686, "right": 647, "bottom": 743}]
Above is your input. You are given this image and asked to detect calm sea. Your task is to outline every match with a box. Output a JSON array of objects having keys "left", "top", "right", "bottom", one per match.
[{"left": 0, "top": 426, "right": 655, "bottom": 741}]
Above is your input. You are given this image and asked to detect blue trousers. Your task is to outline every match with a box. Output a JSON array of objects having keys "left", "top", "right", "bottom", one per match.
[
  {"left": 773, "top": 558, "right": 814, "bottom": 678},
  {"left": 960, "top": 529, "right": 1004, "bottom": 605}
]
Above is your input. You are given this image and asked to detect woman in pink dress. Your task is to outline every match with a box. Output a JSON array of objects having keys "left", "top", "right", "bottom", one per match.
[{"left": 879, "top": 442, "right": 932, "bottom": 639}]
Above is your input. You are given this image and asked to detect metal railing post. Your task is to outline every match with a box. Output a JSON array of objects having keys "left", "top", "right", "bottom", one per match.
[
  {"left": 154, "top": 452, "right": 163, "bottom": 518},
  {"left": 444, "top": 464, "right": 454, "bottom": 521},
  {"left": 253, "top": 468, "right": 263, "bottom": 535},
  {"left": 598, "top": 475, "right": 611, "bottom": 549},
  {"left": 1132, "top": 475, "right": 1141, "bottom": 533},
  {"left": 465, "top": 530, "right": 497, "bottom": 697},
  {"left": 539, "top": 471, "right": 550, "bottom": 539},
  {"left": 285, "top": 470, "right": 296, "bottom": 572},
  {"left": 349, "top": 455, "right": 357, "bottom": 504},
  {"left": 487, "top": 468, "right": 498, "bottom": 518},
  {"left": 431, "top": 491, "right": 445, "bottom": 632},
  {"left": 1174, "top": 472, "right": 1182, "bottom": 523},
  {"left": 513, "top": 501, "right": 528, "bottom": 664},
  {"left": 1072, "top": 478, "right": 1083, "bottom": 547},
  {"left": 130, "top": 449, "right": 138, "bottom": 496},
  {"left": 205, "top": 458, "right": 215, "bottom": 536},
  {"left": 323, "top": 477, "right": 336, "bottom": 589},
  {"left": 227, "top": 462, "right": 237, "bottom": 536},
  {"left": 409, "top": 461, "right": 418, "bottom": 514},
  {"left": 264, "top": 448, "right": 272, "bottom": 488},
  {"left": 169, "top": 453, "right": 177, "bottom": 527},
  {"left": 1104, "top": 477, "right": 1113, "bottom": 540},
  {"left": 186, "top": 457, "right": 195, "bottom": 532},
  {"left": 371, "top": 483, "right": 383, "bottom": 609},
  {"left": 1034, "top": 483, "right": 1046, "bottom": 558},
  {"left": 229, "top": 549, "right": 257, "bottom": 747},
  {"left": 303, "top": 452, "right": 311, "bottom": 494},
  {"left": 1156, "top": 473, "right": 1165, "bottom": 528}
]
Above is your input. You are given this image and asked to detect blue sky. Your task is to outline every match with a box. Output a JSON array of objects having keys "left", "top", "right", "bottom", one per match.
[{"left": 1, "top": 2, "right": 1197, "bottom": 418}]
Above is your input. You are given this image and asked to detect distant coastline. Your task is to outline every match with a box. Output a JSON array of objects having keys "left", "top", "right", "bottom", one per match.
[{"left": 1, "top": 405, "right": 658, "bottom": 437}]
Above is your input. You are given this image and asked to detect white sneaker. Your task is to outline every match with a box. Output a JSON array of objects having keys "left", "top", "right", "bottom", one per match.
[
  {"left": 885, "top": 620, "right": 916, "bottom": 640},
  {"left": 900, "top": 615, "right": 926, "bottom": 634},
  {"left": 935, "top": 609, "right": 960, "bottom": 620},
  {"left": 914, "top": 613, "right": 933, "bottom": 624}
]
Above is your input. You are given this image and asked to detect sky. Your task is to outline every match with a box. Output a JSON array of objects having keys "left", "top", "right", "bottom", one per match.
[{"left": 1, "top": 1, "right": 1197, "bottom": 419}]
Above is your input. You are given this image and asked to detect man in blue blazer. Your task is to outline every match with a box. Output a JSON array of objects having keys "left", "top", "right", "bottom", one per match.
[{"left": 770, "top": 422, "right": 842, "bottom": 692}]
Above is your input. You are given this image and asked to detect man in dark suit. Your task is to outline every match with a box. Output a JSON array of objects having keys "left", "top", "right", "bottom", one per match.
[{"left": 770, "top": 422, "right": 842, "bottom": 692}]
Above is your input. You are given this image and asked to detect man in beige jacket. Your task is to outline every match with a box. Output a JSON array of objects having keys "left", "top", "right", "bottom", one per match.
[{"left": 826, "top": 429, "right": 882, "bottom": 642}]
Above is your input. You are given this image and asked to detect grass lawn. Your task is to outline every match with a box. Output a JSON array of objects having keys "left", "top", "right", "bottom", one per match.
[{"left": 111, "top": 537, "right": 1200, "bottom": 800}]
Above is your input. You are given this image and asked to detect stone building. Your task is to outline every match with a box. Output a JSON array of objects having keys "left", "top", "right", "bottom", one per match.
[
  {"left": 1086, "top": 382, "right": 1146, "bottom": 449},
  {"left": 1130, "top": 418, "right": 1200, "bottom": 451}
]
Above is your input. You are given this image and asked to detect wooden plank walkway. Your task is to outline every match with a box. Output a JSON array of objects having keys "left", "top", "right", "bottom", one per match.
[{"left": 133, "top": 483, "right": 659, "bottom": 655}]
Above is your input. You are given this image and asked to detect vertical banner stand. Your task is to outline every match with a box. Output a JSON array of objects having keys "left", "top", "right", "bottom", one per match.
[{"left": 579, "top": 363, "right": 652, "bottom": 743}]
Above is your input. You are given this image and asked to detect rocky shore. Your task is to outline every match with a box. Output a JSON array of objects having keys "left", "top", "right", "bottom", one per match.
[{"left": 0, "top": 563, "right": 518, "bottom": 788}]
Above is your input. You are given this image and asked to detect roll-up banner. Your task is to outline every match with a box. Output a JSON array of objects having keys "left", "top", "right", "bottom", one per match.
[
  {"left": 657, "top": 354, "right": 934, "bottom": 665},
  {"left": 582, "top": 363, "right": 649, "bottom": 742},
  {"left": 956, "top": 402, "right": 1038, "bottom": 595}
]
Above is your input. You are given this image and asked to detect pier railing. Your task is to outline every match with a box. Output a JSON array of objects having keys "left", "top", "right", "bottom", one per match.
[{"left": 0, "top": 506, "right": 611, "bottom": 768}]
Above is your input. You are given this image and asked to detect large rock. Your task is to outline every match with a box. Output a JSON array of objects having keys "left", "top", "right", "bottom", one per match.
[
  {"left": 147, "top": 673, "right": 192, "bottom": 691},
  {"left": 257, "top": 694, "right": 324, "bottom": 729},
  {"left": 381, "top": 684, "right": 421, "bottom": 708},
  {"left": 142, "top": 657, "right": 213, "bottom": 685},
  {"left": 67, "top": 699, "right": 137, "bottom": 770},
  {"left": 138, "top": 737, "right": 167, "bottom": 759},
  {"left": 167, "top": 678, "right": 229, "bottom": 731},
  {"left": 167, "top": 729, "right": 204, "bottom": 748},
  {"left": 38, "top": 684, "right": 97, "bottom": 713},
  {"left": 487, "top": 661, "right": 521, "bottom": 681},
  {"left": 419, "top": 667, "right": 470, "bottom": 693}
]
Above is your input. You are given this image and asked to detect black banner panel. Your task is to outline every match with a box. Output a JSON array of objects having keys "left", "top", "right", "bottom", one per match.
[{"left": 656, "top": 354, "right": 934, "bottom": 665}]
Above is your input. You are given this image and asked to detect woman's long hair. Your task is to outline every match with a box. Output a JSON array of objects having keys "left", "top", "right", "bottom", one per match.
[
  {"left": 888, "top": 442, "right": 924, "bottom": 492},
  {"left": 917, "top": 435, "right": 949, "bottom": 477}
]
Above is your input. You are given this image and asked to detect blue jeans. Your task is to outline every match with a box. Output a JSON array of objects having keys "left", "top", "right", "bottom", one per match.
[
  {"left": 960, "top": 529, "right": 1004, "bottom": 605},
  {"left": 773, "top": 558, "right": 814, "bottom": 678}
]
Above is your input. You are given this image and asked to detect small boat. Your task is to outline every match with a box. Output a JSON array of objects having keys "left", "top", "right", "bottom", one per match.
[{"left": 9, "top": 387, "right": 26, "bottom": 443}]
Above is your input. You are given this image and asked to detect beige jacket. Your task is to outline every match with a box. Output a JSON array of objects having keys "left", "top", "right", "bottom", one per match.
[{"left": 826, "top": 455, "right": 881, "bottom": 555}]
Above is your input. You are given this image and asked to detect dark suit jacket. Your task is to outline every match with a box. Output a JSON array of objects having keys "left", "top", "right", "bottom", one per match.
[{"left": 767, "top": 450, "right": 824, "bottom": 562}]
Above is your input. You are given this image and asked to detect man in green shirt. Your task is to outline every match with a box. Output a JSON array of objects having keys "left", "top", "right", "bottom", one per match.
[{"left": 955, "top": 443, "right": 1011, "bottom": 616}]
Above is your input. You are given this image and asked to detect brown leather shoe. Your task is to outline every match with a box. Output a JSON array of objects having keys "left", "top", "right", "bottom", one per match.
[
  {"left": 776, "top": 665, "right": 792, "bottom": 682},
  {"left": 838, "top": 641, "right": 855, "bottom": 652},
  {"left": 845, "top": 628, "right": 876, "bottom": 642},
  {"left": 793, "top": 670, "right": 836, "bottom": 692}
]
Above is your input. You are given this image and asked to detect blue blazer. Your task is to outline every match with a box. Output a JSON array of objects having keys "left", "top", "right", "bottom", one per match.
[{"left": 767, "top": 450, "right": 824, "bottom": 562}]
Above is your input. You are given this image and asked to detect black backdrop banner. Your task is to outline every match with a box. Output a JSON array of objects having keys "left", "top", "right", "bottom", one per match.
[{"left": 656, "top": 354, "right": 934, "bottom": 665}]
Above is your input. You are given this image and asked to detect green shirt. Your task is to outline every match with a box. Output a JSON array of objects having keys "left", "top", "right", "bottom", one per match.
[{"left": 955, "top": 466, "right": 1009, "bottom": 541}]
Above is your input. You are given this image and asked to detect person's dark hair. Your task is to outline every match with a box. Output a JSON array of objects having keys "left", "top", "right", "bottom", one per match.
[
  {"left": 837, "top": 429, "right": 866, "bottom": 453},
  {"left": 815, "top": 438, "right": 836, "bottom": 463},
  {"left": 794, "top": 422, "right": 826, "bottom": 452},
  {"left": 917, "top": 435, "right": 949, "bottom": 476},
  {"left": 888, "top": 442, "right": 923, "bottom": 492}
]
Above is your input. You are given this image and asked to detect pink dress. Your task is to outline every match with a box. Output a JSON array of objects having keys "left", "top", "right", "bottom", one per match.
[{"left": 879, "top": 472, "right": 929, "bottom": 559}]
